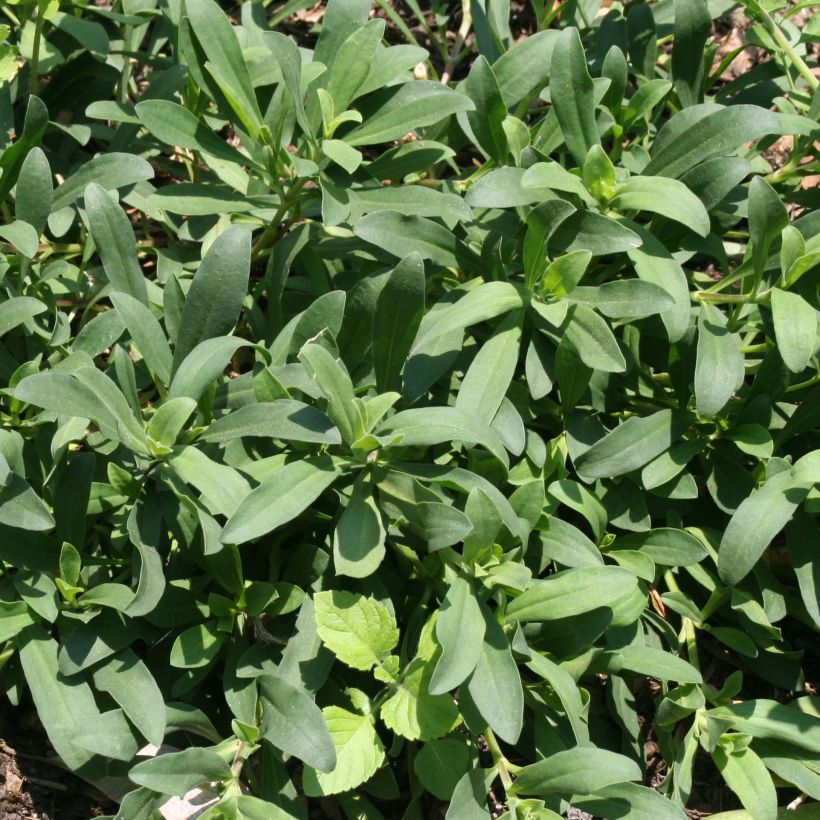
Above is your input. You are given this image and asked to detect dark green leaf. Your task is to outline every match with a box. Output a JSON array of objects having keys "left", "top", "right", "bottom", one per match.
[
  {"left": 373, "top": 253, "right": 426, "bottom": 392},
  {"left": 222, "top": 456, "right": 339, "bottom": 545},
  {"left": 129, "top": 747, "right": 232, "bottom": 796},
  {"left": 172, "top": 226, "right": 252, "bottom": 373},
  {"left": 550, "top": 27, "right": 600, "bottom": 165},
  {"left": 85, "top": 183, "right": 148, "bottom": 305}
]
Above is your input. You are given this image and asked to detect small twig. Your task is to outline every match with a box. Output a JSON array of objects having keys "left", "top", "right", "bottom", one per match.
[
  {"left": 441, "top": 0, "right": 472, "bottom": 85},
  {"left": 788, "top": 793, "right": 807, "bottom": 811},
  {"left": 24, "top": 775, "right": 69, "bottom": 792},
  {"left": 0, "top": 742, "right": 62, "bottom": 767}
]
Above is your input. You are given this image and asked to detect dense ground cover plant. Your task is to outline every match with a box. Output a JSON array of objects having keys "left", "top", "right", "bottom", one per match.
[{"left": 0, "top": 0, "right": 819, "bottom": 817}]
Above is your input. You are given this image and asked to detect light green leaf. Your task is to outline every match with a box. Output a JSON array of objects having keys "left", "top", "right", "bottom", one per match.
[
  {"left": 707, "top": 699, "right": 820, "bottom": 754},
  {"left": 0, "top": 600, "right": 36, "bottom": 642},
  {"left": 0, "top": 460, "right": 54, "bottom": 532},
  {"left": 616, "top": 528, "right": 708, "bottom": 566},
  {"left": 646, "top": 105, "right": 815, "bottom": 178},
  {"left": 166, "top": 445, "right": 251, "bottom": 518},
  {"left": 445, "top": 770, "right": 492, "bottom": 820},
  {"left": 420, "top": 502, "right": 473, "bottom": 552},
  {"left": 353, "top": 185, "right": 471, "bottom": 223},
  {"left": 147, "top": 398, "right": 197, "bottom": 448},
  {"left": 314, "top": 590, "right": 398, "bottom": 671},
  {"left": 15, "top": 369, "right": 149, "bottom": 454},
  {"left": 569, "top": 280, "right": 676, "bottom": 320},
  {"left": 575, "top": 782, "right": 688, "bottom": 820},
  {"left": 538, "top": 518, "right": 602, "bottom": 567},
  {"left": 15, "top": 147, "right": 52, "bottom": 236},
  {"left": 600, "top": 645, "right": 702, "bottom": 683},
  {"left": 79, "top": 582, "right": 135, "bottom": 611},
  {"left": 671, "top": 0, "right": 711, "bottom": 107},
  {"left": 641, "top": 439, "right": 705, "bottom": 489},
  {"left": 73, "top": 709, "right": 139, "bottom": 762},
  {"left": 381, "top": 657, "right": 459, "bottom": 740},
  {"left": 354, "top": 210, "right": 477, "bottom": 271},
  {"left": 322, "top": 139, "right": 363, "bottom": 174},
  {"left": 494, "top": 29, "right": 559, "bottom": 107},
  {"left": 413, "top": 281, "right": 527, "bottom": 348},
  {"left": 302, "top": 706, "right": 385, "bottom": 796},
  {"left": 0, "top": 220, "right": 39, "bottom": 258},
  {"left": 525, "top": 653, "right": 589, "bottom": 743},
  {"left": 170, "top": 621, "right": 224, "bottom": 669},
  {"left": 541, "top": 250, "right": 592, "bottom": 298},
  {"left": 298, "top": 344, "right": 361, "bottom": 445},
  {"left": 712, "top": 743, "right": 777, "bottom": 820},
  {"left": 625, "top": 221, "right": 691, "bottom": 343},
  {"left": 324, "top": 19, "right": 386, "bottom": 113},
  {"left": 749, "top": 175, "right": 789, "bottom": 282}
]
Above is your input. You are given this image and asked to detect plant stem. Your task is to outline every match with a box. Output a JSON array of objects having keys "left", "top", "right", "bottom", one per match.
[
  {"left": 441, "top": 0, "right": 472, "bottom": 85},
  {"left": 785, "top": 370, "right": 820, "bottom": 393},
  {"left": 29, "top": 6, "right": 45, "bottom": 96},
  {"left": 757, "top": 9, "right": 818, "bottom": 91},
  {"left": 693, "top": 290, "right": 769, "bottom": 304},
  {"left": 0, "top": 644, "right": 15, "bottom": 673},
  {"left": 766, "top": 157, "right": 814, "bottom": 185},
  {"left": 484, "top": 728, "right": 514, "bottom": 791},
  {"left": 251, "top": 177, "right": 308, "bottom": 258},
  {"left": 118, "top": 23, "right": 133, "bottom": 103},
  {"left": 664, "top": 570, "right": 701, "bottom": 672},
  {"left": 700, "top": 589, "right": 729, "bottom": 621},
  {"left": 3, "top": 5, "right": 20, "bottom": 25}
]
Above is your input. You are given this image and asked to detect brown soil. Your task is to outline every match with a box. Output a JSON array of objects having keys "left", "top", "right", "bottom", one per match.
[{"left": 0, "top": 706, "right": 114, "bottom": 820}]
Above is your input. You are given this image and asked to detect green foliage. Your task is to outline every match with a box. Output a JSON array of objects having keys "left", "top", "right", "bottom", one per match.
[{"left": 0, "top": 0, "right": 818, "bottom": 817}]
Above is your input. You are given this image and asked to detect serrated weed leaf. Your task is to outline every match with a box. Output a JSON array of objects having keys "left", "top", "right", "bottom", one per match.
[{"left": 314, "top": 591, "right": 399, "bottom": 671}]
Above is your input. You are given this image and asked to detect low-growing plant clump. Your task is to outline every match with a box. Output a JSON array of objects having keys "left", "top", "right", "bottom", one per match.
[{"left": 0, "top": 0, "right": 818, "bottom": 817}]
